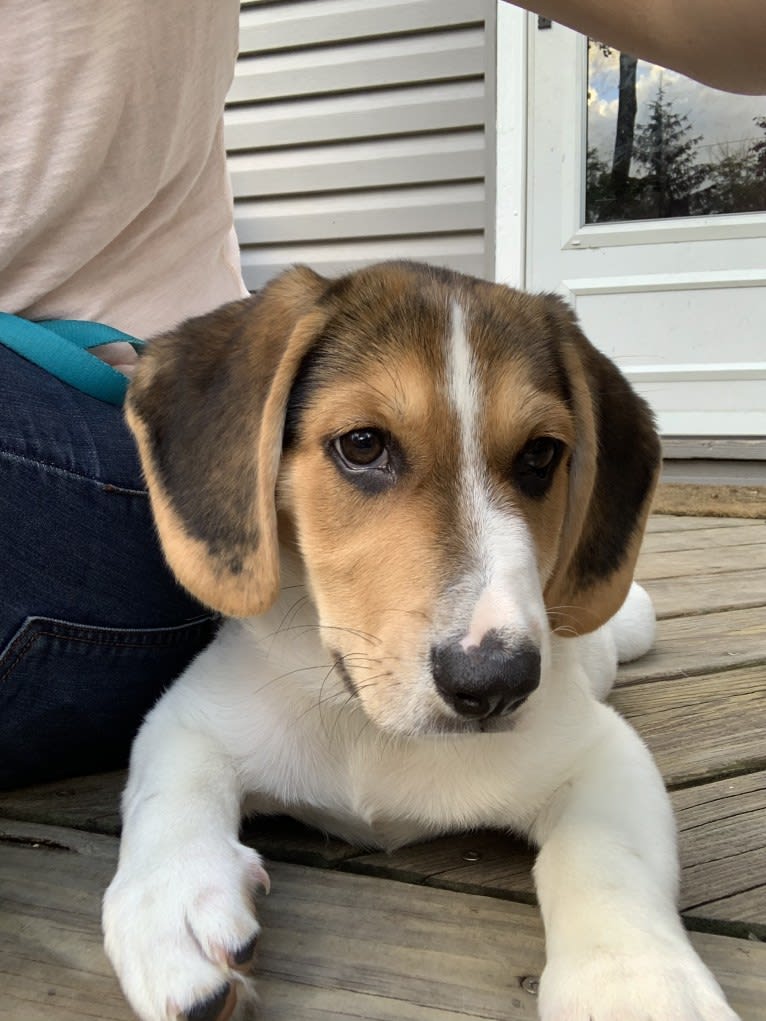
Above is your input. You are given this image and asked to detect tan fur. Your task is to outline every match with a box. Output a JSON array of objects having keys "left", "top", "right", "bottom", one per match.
[
  {"left": 279, "top": 367, "right": 451, "bottom": 725},
  {"left": 127, "top": 261, "right": 659, "bottom": 711},
  {"left": 543, "top": 331, "right": 659, "bottom": 634},
  {"left": 480, "top": 364, "right": 575, "bottom": 586},
  {"left": 126, "top": 271, "right": 328, "bottom": 617}
]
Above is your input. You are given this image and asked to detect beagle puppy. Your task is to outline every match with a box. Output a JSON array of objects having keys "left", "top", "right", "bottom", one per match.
[{"left": 103, "top": 262, "right": 738, "bottom": 1021}]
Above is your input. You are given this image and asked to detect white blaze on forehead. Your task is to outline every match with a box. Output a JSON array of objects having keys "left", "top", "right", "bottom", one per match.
[
  {"left": 445, "top": 299, "right": 546, "bottom": 648},
  {"left": 445, "top": 299, "right": 482, "bottom": 507}
]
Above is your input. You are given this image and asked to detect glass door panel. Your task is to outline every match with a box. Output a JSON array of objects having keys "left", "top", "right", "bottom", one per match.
[
  {"left": 586, "top": 43, "right": 766, "bottom": 223},
  {"left": 525, "top": 20, "right": 766, "bottom": 437}
]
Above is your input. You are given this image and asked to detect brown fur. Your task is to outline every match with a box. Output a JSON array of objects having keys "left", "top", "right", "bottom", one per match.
[
  {"left": 127, "top": 268, "right": 329, "bottom": 617},
  {"left": 126, "top": 262, "right": 660, "bottom": 665}
]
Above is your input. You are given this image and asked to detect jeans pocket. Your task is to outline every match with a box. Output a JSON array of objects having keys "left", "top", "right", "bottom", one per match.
[{"left": 0, "top": 614, "right": 217, "bottom": 788}]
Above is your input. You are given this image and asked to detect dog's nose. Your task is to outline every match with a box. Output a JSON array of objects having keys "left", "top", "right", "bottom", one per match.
[{"left": 431, "top": 634, "right": 540, "bottom": 720}]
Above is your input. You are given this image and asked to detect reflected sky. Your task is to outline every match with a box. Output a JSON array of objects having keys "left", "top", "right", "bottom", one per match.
[{"left": 587, "top": 45, "right": 765, "bottom": 171}]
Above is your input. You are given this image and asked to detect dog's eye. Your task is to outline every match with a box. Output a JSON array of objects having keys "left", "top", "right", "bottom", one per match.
[
  {"left": 513, "top": 436, "right": 564, "bottom": 498},
  {"left": 333, "top": 429, "right": 389, "bottom": 470}
]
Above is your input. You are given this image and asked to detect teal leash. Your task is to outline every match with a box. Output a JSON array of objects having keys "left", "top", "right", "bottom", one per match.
[{"left": 0, "top": 313, "right": 145, "bottom": 405}]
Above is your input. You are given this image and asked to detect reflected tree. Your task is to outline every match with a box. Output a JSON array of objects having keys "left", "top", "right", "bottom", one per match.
[
  {"left": 632, "top": 84, "right": 710, "bottom": 217},
  {"left": 612, "top": 53, "right": 639, "bottom": 203},
  {"left": 586, "top": 54, "right": 766, "bottom": 222}
]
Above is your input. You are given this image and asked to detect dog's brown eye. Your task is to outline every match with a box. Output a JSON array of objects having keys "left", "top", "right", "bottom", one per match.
[
  {"left": 521, "top": 437, "right": 559, "bottom": 471},
  {"left": 334, "top": 429, "right": 389, "bottom": 470},
  {"left": 513, "top": 437, "right": 563, "bottom": 498}
]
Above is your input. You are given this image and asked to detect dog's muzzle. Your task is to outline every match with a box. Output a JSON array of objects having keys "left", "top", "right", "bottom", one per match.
[{"left": 430, "top": 633, "right": 541, "bottom": 721}]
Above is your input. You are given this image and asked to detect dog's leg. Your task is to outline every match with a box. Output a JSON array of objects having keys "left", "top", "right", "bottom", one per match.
[
  {"left": 531, "top": 705, "right": 739, "bottom": 1021},
  {"left": 103, "top": 691, "right": 266, "bottom": 1021}
]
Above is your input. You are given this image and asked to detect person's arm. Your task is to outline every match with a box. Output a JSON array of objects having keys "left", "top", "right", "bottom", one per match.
[{"left": 505, "top": 0, "right": 766, "bottom": 94}]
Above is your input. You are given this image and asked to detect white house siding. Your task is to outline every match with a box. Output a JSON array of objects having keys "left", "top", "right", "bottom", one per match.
[{"left": 225, "top": 0, "right": 497, "bottom": 290}]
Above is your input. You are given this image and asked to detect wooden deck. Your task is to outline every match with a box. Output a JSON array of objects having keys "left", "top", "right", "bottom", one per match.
[{"left": 1, "top": 513, "right": 765, "bottom": 1020}]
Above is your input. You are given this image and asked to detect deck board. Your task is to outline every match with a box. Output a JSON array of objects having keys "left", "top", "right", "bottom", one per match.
[
  {"left": 1, "top": 513, "right": 765, "bottom": 1019},
  {"left": 646, "top": 514, "right": 755, "bottom": 532},
  {"left": 611, "top": 665, "right": 766, "bottom": 785},
  {"left": 2, "top": 821, "right": 765, "bottom": 1021},
  {"left": 616, "top": 607, "right": 766, "bottom": 683},
  {"left": 642, "top": 522, "right": 766, "bottom": 553},
  {"left": 643, "top": 569, "right": 766, "bottom": 619}
]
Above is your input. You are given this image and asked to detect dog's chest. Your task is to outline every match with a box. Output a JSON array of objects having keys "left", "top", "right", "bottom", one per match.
[
  {"left": 244, "top": 721, "right": 524, "bottom": 851},
  {"left": 284, "top": 800, "right": 436, "bottom": 851}
]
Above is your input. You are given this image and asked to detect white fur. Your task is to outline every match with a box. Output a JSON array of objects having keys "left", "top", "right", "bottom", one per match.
[
  {"left": 103, "top": 304, "right": 737, "bottom": 1020},
  {"left": 445, "top": 300, "right": 547, "bottom": 653},
  {"left": 103, "top": 571, "right": 738, "bottom": 1021}
]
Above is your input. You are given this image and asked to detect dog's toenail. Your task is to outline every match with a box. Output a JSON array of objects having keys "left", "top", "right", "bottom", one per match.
[
  {"left": 232, "top": 932, "right": 258, "bottom": 965},
  {"left": 185, "top": 984, "right": 234, "bottom": 1021}
]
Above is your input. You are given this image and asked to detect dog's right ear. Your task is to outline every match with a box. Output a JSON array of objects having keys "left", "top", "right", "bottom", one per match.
[{"left": 126, "top": 266, "right": 329, "bottom": 617}]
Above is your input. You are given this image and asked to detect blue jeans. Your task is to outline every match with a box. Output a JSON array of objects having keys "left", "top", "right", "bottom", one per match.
[{"left": 0, "top": 346, "right": 217, "bottom": 789}]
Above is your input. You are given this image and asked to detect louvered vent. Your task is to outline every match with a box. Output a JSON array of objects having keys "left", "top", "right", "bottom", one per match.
[{"left": 225, "top": 0, "right": 496, "bottom": 290}]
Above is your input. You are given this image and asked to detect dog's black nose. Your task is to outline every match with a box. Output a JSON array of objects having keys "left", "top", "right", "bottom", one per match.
[{"left": 431, "top": 634, "right": 541, "bottom": 720}]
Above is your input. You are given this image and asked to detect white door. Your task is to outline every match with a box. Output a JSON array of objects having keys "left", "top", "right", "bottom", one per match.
[{"left": 524, "top": 18, "right": 766, "bottom": 438}]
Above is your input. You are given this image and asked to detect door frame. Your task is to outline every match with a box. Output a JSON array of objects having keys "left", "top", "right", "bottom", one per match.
[
  {"left": 494, "top": 8, "right": 766, "bottom": 441},
  {"left": 493, "top": 2, "right": 528, "bottom": 288}
]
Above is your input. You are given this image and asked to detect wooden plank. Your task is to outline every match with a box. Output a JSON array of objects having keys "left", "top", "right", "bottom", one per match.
[
  {"left": 611, "top": 665, "right": 766, "bottom": 787},
  {"left": 2, "top": 821, "right": 765, "bottom": 1021},
  {"left": 646, "top": 514, "right": 750, "bottom": 532},
  {"left": 635, "top": 542, "right": 766, "bottom": 581},
  {"left": 643, "top": 568, "right": 766, "bottom": 619},
  {"left": 616, "top": 607, "right": 766, "bottom": 684},
  {"left": 0, "top": 770, "right": 123, "bottom": 834},
  {"left": 642, "top": 521, "right": 766, "bottom": 554},
  {"left": 239, "top": 0, "right": 489, "bottom": 54},
  {"left": 673, "top": 772, "right": 766, "bottom": 934}
]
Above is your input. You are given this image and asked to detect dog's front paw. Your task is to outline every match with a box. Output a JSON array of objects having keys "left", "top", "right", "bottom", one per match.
[
  {"left": 103, "top": 838, "right": 270, "bottom": 1021},
  {"left": 538, "top": 945, "right": 740, "bottom": 1021}
]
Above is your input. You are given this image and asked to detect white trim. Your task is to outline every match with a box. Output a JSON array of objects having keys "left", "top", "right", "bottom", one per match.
[
  {"left": 560, "top": 30, "right": 588, "bottom": 249},
  {"left": 658, "top": 411, "right": 766, "bottom": 435},
  {"left": 564, "top": 269, "right": 766, "bottom": 296},
  {"left": 493, "top": 2, "right": 528, "bottom": 287},
  {"left": 624, "top": 363, "right": 766, "bottom": 383},
  {"left": 567, "top": 213, "right": 766, "bottom": 250}
]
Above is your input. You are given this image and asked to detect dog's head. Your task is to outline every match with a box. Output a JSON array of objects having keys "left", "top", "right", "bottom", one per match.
[{"left": 127, "top": 262, "right": 659, "bottom": 736}]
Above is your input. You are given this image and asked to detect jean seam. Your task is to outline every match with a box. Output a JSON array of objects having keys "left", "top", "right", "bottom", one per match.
[
  {"left": 0, "top": 620, "right": 213, "bottom": 685},
  {"left": 0, "top": 448, "right": 147, "bottom": 496}
]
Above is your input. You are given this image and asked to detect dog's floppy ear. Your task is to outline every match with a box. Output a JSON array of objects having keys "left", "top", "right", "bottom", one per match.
[
  {"left": 543, "top": 298, "right": 661, "bottom": 635},
  {"left": 126, "top": 266, "right": 329, "bottom": 617}
]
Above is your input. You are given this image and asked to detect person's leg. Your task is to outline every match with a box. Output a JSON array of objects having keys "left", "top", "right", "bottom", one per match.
[{"left": 0, "top": 346, "right": 217, "bottom": 789}]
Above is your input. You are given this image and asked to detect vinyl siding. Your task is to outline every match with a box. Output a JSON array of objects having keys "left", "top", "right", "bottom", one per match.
[{"left": 225, "top": 0, "right": 497, "bottom": 290}]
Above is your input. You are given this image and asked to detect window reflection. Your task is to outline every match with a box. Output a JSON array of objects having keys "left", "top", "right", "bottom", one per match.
[{"left": 586, "top": 42, "right": 766, "bottom": 224}]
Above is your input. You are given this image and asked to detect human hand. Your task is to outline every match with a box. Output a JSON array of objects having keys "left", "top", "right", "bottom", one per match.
[{"left": 91, "top": 341, "right": 140, "bottom": 378}]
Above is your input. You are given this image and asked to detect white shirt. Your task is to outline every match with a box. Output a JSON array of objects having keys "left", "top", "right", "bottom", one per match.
[{"left": 0, "top": 0, "right": 248, "bottom": 339}]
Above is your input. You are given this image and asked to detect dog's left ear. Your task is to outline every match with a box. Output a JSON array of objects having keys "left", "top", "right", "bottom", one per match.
[
  {"left": 543, "top": 298, "right": 661, "bottom": 635},
  {"left": 126, "top": 267, "right": 329, "bottom": 617}
]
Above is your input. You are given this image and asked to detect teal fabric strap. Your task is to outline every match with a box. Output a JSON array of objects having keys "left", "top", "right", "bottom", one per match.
[{"left": 0, "top": 312, "right": 146, "bottom": 405}]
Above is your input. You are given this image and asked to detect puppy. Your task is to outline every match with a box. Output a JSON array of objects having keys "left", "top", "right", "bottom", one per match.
[{"left": 103, "top": 262, "right": 738, "bottom": 1021}]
